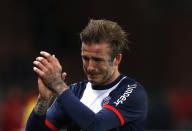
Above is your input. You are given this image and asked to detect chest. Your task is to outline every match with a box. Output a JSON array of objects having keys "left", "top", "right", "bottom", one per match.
[{"left": 80, "top": 82, "right": 117, "bottom": 113}]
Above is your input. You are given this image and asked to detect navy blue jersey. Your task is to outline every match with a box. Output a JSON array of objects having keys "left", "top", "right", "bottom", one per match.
[{"left": 26, "top": 74, "right": 148, "bottom": 131}]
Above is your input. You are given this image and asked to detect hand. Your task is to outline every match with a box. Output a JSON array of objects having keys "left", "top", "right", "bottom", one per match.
[
  {"left": 34, "top": 78, "right": 54, "bottom": 115},
  {"left": 37, "top": 72, "right": 67, "bottom": 99},
  {"left": 34, "top": 73, "right": 67, "bottom": 116},
  {"left": 38, "top": 77, "right": 55, "bottom": 99},
  {"left": 33, "top": 51, "right": 68, "bottom": 95}
]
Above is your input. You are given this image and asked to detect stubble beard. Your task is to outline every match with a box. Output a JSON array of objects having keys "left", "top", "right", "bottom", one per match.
[{"left": 87, "top": 69, "right": 113, "bottom": 86}]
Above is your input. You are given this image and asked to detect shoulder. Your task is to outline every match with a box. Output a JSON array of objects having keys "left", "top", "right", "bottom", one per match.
[
  {"left": 103, "top": 76, "right": 148, "bottom": 126},
  {"left": 109, "top": 76, "right": 147, "bottom": 107}
]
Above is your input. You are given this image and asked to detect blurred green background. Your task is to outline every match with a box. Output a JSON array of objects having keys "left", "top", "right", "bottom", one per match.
[{"left": 0, "top": 0, "right": 192, "bottom": 130}]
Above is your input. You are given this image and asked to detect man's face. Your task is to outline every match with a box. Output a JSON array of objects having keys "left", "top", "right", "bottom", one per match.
[{"left": 81, "top": 42, "right": 116, "bottom": 86}]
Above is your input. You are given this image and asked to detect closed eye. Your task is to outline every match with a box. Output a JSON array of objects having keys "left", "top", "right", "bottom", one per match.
[
  {"left": 82, "top": 56, "right": 89, "bottom": 61},
  {"left": 92, "top": 58, "right": 103, "bottom": 63}
]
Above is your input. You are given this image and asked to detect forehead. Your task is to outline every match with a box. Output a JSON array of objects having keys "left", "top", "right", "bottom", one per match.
[{"left": 81, "top": 42, "right": 111, "bottom": 56}]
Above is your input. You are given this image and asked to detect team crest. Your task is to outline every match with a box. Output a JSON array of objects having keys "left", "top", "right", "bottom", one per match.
[{"left": 101, "top": 96, "right": 111, "bottom": 106}]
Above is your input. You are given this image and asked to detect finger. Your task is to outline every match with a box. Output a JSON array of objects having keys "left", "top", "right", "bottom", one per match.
[
  {"left": 40, "top": 51, "right": 53, "bottom": 63},
  {"left": 33, "top": 67, "right": 44, "bottom": 77},
  {"left": 33, "top": 60, "right": 47, "bottom": 71},
  {"left": 52, "top": 54, "right": 59, "bottom": 63},
  {"left": 52, "top": 54, "right": 61, "bottom": 66},
  {"left": 51, "top": 54, "right": 62, "bottom": 70},
  {"left": 36, "top": 57, "right": 49, "bottom": 66},
  {"left": 62, "top": 72, "right": 67, "bottom": 81}
]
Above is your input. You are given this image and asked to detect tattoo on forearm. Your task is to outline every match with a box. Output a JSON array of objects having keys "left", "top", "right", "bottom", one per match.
[{"left": 34, "top": 96, "right": 56, "bottom": 115}]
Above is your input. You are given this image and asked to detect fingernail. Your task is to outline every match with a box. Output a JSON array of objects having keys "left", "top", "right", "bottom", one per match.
[
  {"left": 36, "top": 57, "right": 42, "bottom": 61},
  {"left": 33, "top": 67, "right": 37, "bottom": 71},
  {"left": 40, "top": 51, "right": 46, "bottom": 55},
  {"left": 34, "top": 61, "right": 39, "bottom": 64}
]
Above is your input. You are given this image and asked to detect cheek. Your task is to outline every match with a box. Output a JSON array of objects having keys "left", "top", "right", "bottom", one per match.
[
  {"left": 100, "top": 63, "right": 113, "bottom": 74},
  {"left": 82, "top": 61, "right": 88, "bottom": 68},
  {"left": 83, "top": 65, "right": 87, "bottom": 72}
]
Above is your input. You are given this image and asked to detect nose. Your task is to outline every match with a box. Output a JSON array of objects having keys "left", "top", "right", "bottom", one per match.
[{"left": 87, "top": 60, "right": 96, "bottom": 73}]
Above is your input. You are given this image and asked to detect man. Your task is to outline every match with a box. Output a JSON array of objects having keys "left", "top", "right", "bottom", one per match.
[{"left": 26, "top": 19, "right": 148, "bottom": 131}]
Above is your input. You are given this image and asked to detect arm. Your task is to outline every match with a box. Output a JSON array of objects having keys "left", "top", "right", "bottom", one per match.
[
  {"left": 26, "top": 97, "right": 54, "bottom": 131},
  {"left": 26, "top": 73, "right": 67, "bottom": 131},
  {"left": 32, "top": 51, "right": 147, "bottom": 130},
  {"left": 26, "top": 90, "right": 70, "bottom": 131},
  {"left": 56, "top": 90, "right": 121, "bottom": 131},
  {"left": 55, "top": 82, "right": 148, "bottom": 131}
]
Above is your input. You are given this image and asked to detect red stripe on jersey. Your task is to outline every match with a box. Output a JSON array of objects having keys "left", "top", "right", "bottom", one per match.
[
  {"left": 103, "top": 104, "right": 125, "bottom": 126},
  {"left": 45, "top": 119, "right": 58, "bottom": 131}
]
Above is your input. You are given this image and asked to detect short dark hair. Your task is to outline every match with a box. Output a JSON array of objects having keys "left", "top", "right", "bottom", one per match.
[{"left": 80, "top": 19, "right": 129, "bottom": 59}]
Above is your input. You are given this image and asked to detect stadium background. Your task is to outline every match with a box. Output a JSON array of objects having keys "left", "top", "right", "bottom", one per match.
[{"left": 0, "top": 0, "right": 192, "bottom": 130}]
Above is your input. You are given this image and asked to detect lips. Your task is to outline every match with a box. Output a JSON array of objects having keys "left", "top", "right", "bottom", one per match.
[
  {"left": 86, "top": 70, "right": 99, "bottom": 79},
  {"left": 88, "top": 73, "right": 97, "bottom": 76},
  {"left": 88, "top": 74, "right": 96, "bottom": 77},
  {"left": 87, "top": 73, "right": 99, "bottom": 79},
  {"left": 87, "top": 71, "right": 98, "bottom": 76}
]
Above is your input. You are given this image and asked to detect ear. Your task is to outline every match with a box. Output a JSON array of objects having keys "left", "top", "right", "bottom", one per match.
[{"left": 113, "top": 53, "right": 122, "bottom": 66}]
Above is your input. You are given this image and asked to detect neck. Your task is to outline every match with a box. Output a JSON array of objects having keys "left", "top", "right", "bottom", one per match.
[{"left": 104, "top": 70, "right": 120, "bottom": 86}]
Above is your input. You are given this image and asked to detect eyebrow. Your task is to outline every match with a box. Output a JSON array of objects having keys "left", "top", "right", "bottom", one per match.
[{"left": 81, "top": 55, "right": 104, "bottom": 61}]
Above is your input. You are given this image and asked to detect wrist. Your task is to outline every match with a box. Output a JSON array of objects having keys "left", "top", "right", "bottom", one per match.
[{"left": 53, "top": 81, "right": 68, "bottom": 96}]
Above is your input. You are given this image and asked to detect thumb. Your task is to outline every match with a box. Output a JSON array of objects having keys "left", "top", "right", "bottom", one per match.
[{"left": 62, "top": 72, "right": 67, "bottom": 81}]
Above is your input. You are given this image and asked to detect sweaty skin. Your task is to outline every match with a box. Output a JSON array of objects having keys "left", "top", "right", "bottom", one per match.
[{"left": 81, "top": 42, "right": 122, "bottom": 86}]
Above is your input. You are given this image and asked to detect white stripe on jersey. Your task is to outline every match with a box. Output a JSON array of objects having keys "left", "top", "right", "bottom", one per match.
[{"left": 80, "top": 77, "right": 126, "bottom": 113}]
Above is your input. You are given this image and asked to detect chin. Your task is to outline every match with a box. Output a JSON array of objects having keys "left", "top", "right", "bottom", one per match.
[
  {"left": 89, "top": 79, "right": 106, "bottom": 86},
  {"left": 87, "top": 75, "right": 104, "bottom": 85},
  {"left": 88, "top": 78, "right": 100, "bottom": 85}
]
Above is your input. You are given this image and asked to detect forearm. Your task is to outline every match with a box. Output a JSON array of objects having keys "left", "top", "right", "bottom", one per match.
[
  {"left": 57, "top": 90, "right": 120, "bottom": 131},
  {"left": 26, "top": 96, "right": 57, "bottom": 131},
  {"left": 26, "top": 110, "right": 52, "bottom": 131},
  {"left": 34, "top": 95, "right": 56, "bottom": 115}
]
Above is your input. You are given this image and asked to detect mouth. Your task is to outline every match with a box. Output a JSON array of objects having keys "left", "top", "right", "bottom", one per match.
[
  {"left": 87, "top": 73, "right": 99, "bottom": 79},
  {"left": 87, "top": 74, "right": 96, "bottom": 77}
]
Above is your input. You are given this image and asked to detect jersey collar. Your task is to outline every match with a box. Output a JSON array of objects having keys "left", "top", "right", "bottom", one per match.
[{"left": 91, "top": 74, "right": 125, "bottom": 90}]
